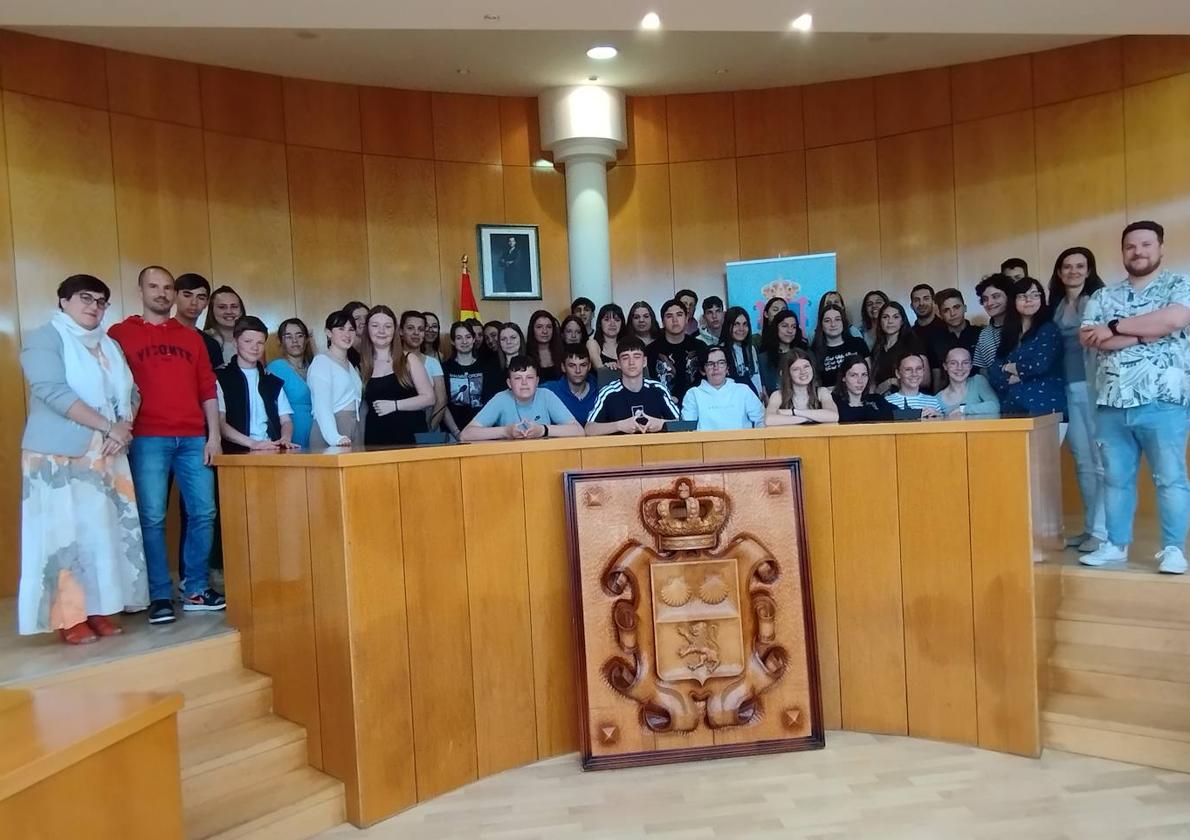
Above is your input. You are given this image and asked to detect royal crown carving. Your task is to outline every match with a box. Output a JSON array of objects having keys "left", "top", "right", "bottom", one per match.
[{"left": 639, "top": 478, "right": 729, "bottom": 551}]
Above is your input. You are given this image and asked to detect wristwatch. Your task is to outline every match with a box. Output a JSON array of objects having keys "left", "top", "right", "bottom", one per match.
[
  {"left": 542, "top": 424, "right": 550, "bottom": 438},
  {"left": 1108, "top": 318, "right": 1121, "bottom": 336}
]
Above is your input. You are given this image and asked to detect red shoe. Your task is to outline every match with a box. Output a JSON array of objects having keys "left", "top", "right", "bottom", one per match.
[
  {"left": 60, "top": 621, "right": 98, "bottom": 645},
  {"left": 86, "top": 615, "right": 123, "bottom": 636}
]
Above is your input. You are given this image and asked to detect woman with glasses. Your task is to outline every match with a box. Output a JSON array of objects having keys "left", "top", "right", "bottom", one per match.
[
  {"left": 18, "top": 275, "right": 149, "bottom": 643},
  {"left": 266, "top": 317, "right": 315, "bottom": 448},
  {"left": 986, "top": 278, "right": 1067, "bottom": 418},
  {"left": 937, "top": 346, "right": 1000, "bottom": 417}
]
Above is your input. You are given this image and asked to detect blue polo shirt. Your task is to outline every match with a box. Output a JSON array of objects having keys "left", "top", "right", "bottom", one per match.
[{"left": 542, "top": 376, "right": 598, "bottom": 424}]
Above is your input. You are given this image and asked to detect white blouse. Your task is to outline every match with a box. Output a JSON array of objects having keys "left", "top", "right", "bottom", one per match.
[{"left": 307, "top": 354, "right": 362, "bottom": 445}]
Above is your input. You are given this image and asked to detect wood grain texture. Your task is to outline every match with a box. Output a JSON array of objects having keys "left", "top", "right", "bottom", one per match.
[
  {"left": 0, "top": 30, "right": 107, "bottom": 110},
  {"left": 1123, "top": 35, "right": 1190, "bottom": 87},
  {"left": 4, "top": 92, "right": 121, "bottom": 325},
  {"left": 198, "top": 65, "right": 285, "bottom": 143},
  {"left": 359, "top": 86, "right": 435, "bottom": 159},
  {"left": 433, "top": 160, "right": 507, "bottom": 322},
  {"left": 460, "top": 455, "right": 538, "bottom": 776},
  {"left": 105, "top": 50, "right": 201, "bottom": 127},
  {"left": 215, "top": 466, "right": 254, "bottom": 667},
  {"left": 1124, "top": 74, "right": 1190, "bottom": 262},
  {"left": 1032, "top": 39, "right": 1124, "bottom": 107},
  {"left": 397, "top": 459, "right": 479, "bottom": 800},
  {"left": 503, "top": 165, "right": 569, "bottom": 319},
  {"left": 875, "top": 67, "right": 952, "bottom": 137},
  {"left": 877, "top": 127, "right": 957, "bottom": 303},
  {"left": 950, "top": 54, "right": 1034, "bottom": 124},
  {"left": 967, "top": 432, "right": 1040, "bottom": 756},
  {"left": 829, "top": 435, "right": 907, "bottom": 735},
  {"left": 499, "top": 96, "right": 543, "bottom": 166},
  {"left": 520, "top": 449, "right": 583, "bottom": 758},
  {"left": 363, "top": 154, "right": 442, "bottom": 315},
  {"left": 287, "top": 145, "right": 370, "bottom": 328},
  {"left": 896, "top": 434, "right": 977, "bottom": 745},
  {"left": 621, "top": 95, "right": 668, "bottom": 165},
  {"left": 283, "top": 77, "right": 363, "bottom": 153},
  {"left": 639, "top": 442, "right": 704, "bottom": 465},
  {"left": 702, "top": 439, "right": 766, "bottom": 461},
  {"left": 580, "top": 446, "right": 642, "bottom": 469},
  {"left": 806, "top": 141, "right": 881, "bottom": 307},
  {"left": 432, "top": 93, "right": 502, "bottom": 164},
  {"left": 668, "top": 158, "right": 739, "bottom": 301},
  {"left": 802, "top": 78, "right": 876, "bottom": 148},
  {"left": 733, "top": 86, "right": 803, "bottom": 156},
  {"left": 0, "top": 99, "right": 21, "bottom": 597},
  {"left": 736, "top": 152, "right": 809, "bottom": 261},
  {"left": 607, "top": 163, "right": 674, "bottom": 307},
  {"left": 666, "top": 93, "right": 735, "bottom": 162}
]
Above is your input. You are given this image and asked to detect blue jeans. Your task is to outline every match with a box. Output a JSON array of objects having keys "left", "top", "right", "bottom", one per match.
[
  {"left": 129, "top": 436, "right": 216, "bottom": 600},
  {"left": 1096, "top": 402, "right": 1190, "bottom": 549},
  {"left": 1066, "top": 383, "right": 1106, "bottom": 539}
]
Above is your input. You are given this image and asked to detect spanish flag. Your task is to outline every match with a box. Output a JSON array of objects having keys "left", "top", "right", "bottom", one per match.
[{"left": 459, "top": 259, "right": 480, "bottom": 321}]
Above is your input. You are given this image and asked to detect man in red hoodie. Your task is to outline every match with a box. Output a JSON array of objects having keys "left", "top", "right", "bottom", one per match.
[{"left": 110, "top": 265, "right": 225, "bottom": 625}]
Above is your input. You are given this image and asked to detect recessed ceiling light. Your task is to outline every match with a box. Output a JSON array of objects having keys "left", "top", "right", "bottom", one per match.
[
  {"left": 641, "top": 12, "right": 661, "bottom": 30},
  {"left": 456, "top": 68, "right": 471, "bottom": 75},
  {"left": 791, "top": 13, "right": 813, "bottom": 32},
  {"left": 714, "top": 68, "right": 729, "bottom": 76},
  {"left": 587, "top": 45, "right": 618, "bottom": 60},
  {"left": 483, "top": 13, "right": 500, "bottom": 21},
  {"left": 294, "top": 30, "right": 319, "bottom": 40}
]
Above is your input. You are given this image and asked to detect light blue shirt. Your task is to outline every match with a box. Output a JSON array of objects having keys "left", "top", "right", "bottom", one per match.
[
  {"left": 266, "top": 359, "right": 313, "bottom": 448},
  {"left": 471, "top": 387, "right": 576, "bottom": 427}
]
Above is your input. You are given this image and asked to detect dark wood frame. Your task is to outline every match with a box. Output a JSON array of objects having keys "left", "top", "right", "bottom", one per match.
[
  {"left": 475, "top": 222, "right": 543, "bottom": 300},
  {"left": 563, "top": 458, "right": 824, "bottom": 771}
]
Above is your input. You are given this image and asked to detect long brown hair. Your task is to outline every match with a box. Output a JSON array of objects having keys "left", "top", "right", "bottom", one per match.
[
  {"left": 394, "top": 310, "right": 426, "bottom": 387},
  {"left": 779, "top": 349, "right": 822, "bottom": 410},
  {"left": 359, "top": 305, "right": 398, "bottom": 384}
]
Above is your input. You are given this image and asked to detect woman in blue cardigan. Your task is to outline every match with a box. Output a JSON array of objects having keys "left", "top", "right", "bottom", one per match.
[{"left": 986, "top": 277, "right": 1067, "bottom": 418}]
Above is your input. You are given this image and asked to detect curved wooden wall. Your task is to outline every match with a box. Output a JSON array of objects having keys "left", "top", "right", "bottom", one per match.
[{"left": 1, "top": 31, "right": 1189, "bottom": 593}]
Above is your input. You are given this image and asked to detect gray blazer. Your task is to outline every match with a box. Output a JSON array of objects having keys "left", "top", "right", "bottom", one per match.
[{"left": 20, "top": 322, "right": 137, "bottom": 457}]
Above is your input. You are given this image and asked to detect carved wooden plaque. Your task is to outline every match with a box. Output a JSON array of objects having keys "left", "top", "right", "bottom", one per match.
[{"left": 565, "top": 459, "right": 824, "bottom": 770}]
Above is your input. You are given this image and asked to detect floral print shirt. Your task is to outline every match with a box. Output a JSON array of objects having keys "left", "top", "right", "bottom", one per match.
[{"left": 1082, "top": 270, "right": 1190, "bottom": 408}]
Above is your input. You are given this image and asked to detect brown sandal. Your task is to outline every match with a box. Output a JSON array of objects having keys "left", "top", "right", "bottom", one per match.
[{"left": 60, "top": 621, "right": 98, "bottom": 645}]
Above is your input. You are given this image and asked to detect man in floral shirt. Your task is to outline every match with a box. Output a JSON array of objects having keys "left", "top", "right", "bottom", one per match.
[{"left": 1079, "top": 220, "right": 1190, "bottom": 574}]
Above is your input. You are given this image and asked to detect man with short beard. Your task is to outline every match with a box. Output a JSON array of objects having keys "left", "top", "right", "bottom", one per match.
[{"left": 1079, "top": 220, "right": 1190, "bottom": 574}]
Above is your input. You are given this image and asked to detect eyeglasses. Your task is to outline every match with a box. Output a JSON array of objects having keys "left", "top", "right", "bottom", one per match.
[
  {"left": 1017, "top": 291, "right": 1043, "bottom": 302},
  {"left": 705, "top": 360, "right": 727, "bottom": 369},
  {"left": 76, "top": 292, "right": 111, "bottom": 309}
]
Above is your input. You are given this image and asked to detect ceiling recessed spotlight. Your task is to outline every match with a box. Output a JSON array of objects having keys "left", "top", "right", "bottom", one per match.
[
  {"left": 483, "top": 13, "right": 500, "bottom": 20},
  {"left": 641, "top": 12, "right": 661, "bottom": 30},
  {"left": 587, "top": 75, "right": 599, "bottom": 81},
  {"left": 714, "top": 68, "right": 729, "bottom": 76},
  {"left": 456, "top": 68, "right": 471, "bottom": 75},
  {"left": 295, "top": 30, "right": 319, "bottom": 40},
  {"left": 791, "top": 12, "right": 813, "bottom": 32},
  {"left": 587, "top": 45, "right": 618, "bottom": 60}
]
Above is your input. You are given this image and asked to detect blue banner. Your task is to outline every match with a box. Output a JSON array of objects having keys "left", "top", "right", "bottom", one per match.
[{"left": 725, "top": 253, "right": 838, "bottom": 334}]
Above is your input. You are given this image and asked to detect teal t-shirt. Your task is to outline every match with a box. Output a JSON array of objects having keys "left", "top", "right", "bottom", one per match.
[{"left": 471, "top": 388, "right": 576, "bottom": 427}]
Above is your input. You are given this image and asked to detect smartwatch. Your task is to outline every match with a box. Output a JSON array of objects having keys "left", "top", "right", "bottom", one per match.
[
  {"left": 542, "top": 424, "right": 550, "bottom": 438},
  {"left": 1108, "top": 318, "right": 1121, "bottom": 336}
]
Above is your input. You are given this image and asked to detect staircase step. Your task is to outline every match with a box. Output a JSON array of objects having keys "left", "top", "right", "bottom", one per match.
[
  {"left": 185, "top": 766, "right": 345, "bottom": 840},
  {"left": 182, "top": 715, "right": 308, "bottom": 808},
  {"left": 1056, "top": 596, "right": 1190, "bottom": 630},
  {"left": 1050, "top": 642, "right": 1190, "bottom": 683},
  {"left": 1043, "top": 693, "right": 1190, "bottom": 744},
  {"left": 1044, "top": 720, "right": 1190, "bottom": 774},
  {"left": 1053, "top": 618, "right": 1190, "bottom": 656},
  {"left": 1051, "top": 666, "right": 1190, "bottom": 709},
  {"left": 1060, "top": 566, "right": 1190, "bottom": 607},
  {"left": 176, "top": 669, "right": 273, "bottom": 741}
]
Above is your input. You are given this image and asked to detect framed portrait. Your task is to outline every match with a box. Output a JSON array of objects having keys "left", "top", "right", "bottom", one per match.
[{"left": 477, "top": 223, "right": 542, "bottom": 300}]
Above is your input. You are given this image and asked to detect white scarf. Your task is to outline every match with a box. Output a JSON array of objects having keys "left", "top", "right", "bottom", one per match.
[{"left": 51, "top": 311, "right": 134, "bottom": 422}]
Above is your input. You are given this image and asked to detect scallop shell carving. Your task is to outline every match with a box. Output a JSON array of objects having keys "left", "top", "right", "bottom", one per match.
[
  {"left": 698, "top": 574, "right": 729, "bottom": 605},
  {"left": 659, "top": 576, "right": 692, "bottom": 607}
]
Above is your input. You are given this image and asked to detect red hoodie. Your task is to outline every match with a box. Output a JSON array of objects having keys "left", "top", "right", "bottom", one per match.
[{"left": 108, "top": 316, "right": 217, "bottom": 438}]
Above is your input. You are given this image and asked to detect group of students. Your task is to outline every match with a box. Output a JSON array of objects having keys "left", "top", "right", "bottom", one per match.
[{"left": 16, "top": 220, "right": 1190, "bottom": 644}]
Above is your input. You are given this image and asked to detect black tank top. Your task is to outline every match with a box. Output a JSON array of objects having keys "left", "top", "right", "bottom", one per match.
[{"left": 363, "top": 373, "right": 427, "bottom": 446}]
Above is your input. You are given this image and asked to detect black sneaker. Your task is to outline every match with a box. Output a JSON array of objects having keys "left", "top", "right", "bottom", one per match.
[
  {"left": 148, "top": 599, "right": 176, "bottom": 625},
  {"left": 182, "top": 588, "right": 227, "bottom": 612}
]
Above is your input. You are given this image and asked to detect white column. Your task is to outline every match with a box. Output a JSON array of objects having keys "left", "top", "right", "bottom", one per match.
[{"left": 538, "top": 87, "right": 626, "bottom": 306}]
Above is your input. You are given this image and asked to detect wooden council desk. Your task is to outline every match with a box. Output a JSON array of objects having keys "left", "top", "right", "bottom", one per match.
[{"left": 214, "top": 416, "right": 1062, "bottom": 827}]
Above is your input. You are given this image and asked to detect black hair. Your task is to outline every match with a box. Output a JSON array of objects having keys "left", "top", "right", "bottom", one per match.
[
  {"left": 616, "top": 336, "right": 647, "bottom": 357},
  {"left": 997, "top": 277, "right": 1052, "bottom": 359},
  {"left": 659, "top": 298, "right": 687, "bottom": 321},
  {"left": 343, "top": 300, "right": 369, "bottom": 315},
  {"left": 760, "top": 309, "right": 807, "bottom": 357},
  {"left": 57, "top": 274, "right": 110, "bottom": 305},
  {"left": 627, "top": 301, "right": 662, "bottom": 341},
  {"left": 719, "top": 306, "right": 760, "bottom": 382},
  {"left": 831, "top": 353, "right": 872, "bottom": 405},
  {"left": 1122, "top": 220, "right": 1164, "bottom": 245},
  {"left": 1000, "top": 257, "right": 1029, "bottom": 274},
  {"left": 934, "top": 288, "right": 964, "bottom": 308},
  {"left": 561, "top": 343, "right": 590, "bottom": 364},
  {"left": 699, "top": 343, "right": 727, "bottom": 367},
  {"left": 701, "top": 295, "right": 724, "bottom": 312},
  {"left": 175, "top": 272, "right": 211, "bottom": 294},
  {"left": 484, "top": 319, "right": 503, "bottom": 332},
  {"left": 860, "top": 290, "right": 890, "bottom": 331},
  {"left": 870, "top": 302, "right": 917, "bottom": 380},
  {"left": 593, "top": 303, "right": 625, "bottom": 345},
  {"left": 399, "top": 309, "right": 426, "bottom": 329},
  {"left": 323, "top": 308, "right": 355, "bottom": 347},
  {"left": 810, "top": 303, "right": 849, "bottom": 357},
  {"left": 498, "top": 322, "right": 526, "bottom": 368},
  {"left": 910, "top": 283, "right": 935, "bottom": 298},
  {"left": 506, "top": 354, "right": 538, "bottom": 375},
  {"left": 559, "top": 315, "right": 589, "bottom": 345},
  {"left": 675, "top": 289, "right": 698, "bottom": 305},
  {"left": 1047, "top": 247, "right": 1105, "bottom": 307},
  {"left": 570, "top": 297, "right": 595, "bottom": 312},
  {"left": 527, "top": 309, "right": 563, "bottom": 371},
  {"left": 137, "top": 265, "right": 173, "bottom": 286},
  {"left": 464, "top": 317, "right": 483, "bottom": 329},
  {"left": 232, "top": 315, "right": 269, "bottom": 339},
  {"left": 277, "top": 317, "right": 314, "bottom": 365},
  {"left": 975, "top": 273, "right": 1015, "bottom": 301}
]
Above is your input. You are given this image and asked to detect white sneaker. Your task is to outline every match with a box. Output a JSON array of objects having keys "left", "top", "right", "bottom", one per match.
[
  {"left": 1157, "top": 546, "right": 1188, "bottom": 575},
  {"left": 1079, "top": 542, "right": 1128, "bottom": 567}
]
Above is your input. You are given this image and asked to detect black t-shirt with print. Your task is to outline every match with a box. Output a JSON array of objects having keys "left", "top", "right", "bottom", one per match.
[
  {"left": 442, "top": 356, "right": 502, "bottom": 428},
  {"left": 815, "top": 335, "right": 870, "bottom": 387},
  {"left": 646, "top": 335, "right": 704, "bottom": 404}
]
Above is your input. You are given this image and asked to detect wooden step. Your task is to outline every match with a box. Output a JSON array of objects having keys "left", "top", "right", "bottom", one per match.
[
  {"left": 1042, "top": 692, "right": 1190, "bottom": 774},
  {"left": 176, "top": 669, "right": 273, "bottom": 741},
  {"left": 1060, "top": 566, "right": 1190, "bottom": 608},
  {"left": 1050, "top": 642, "right": 1190, "bottom": 684},
  {"left": 1052, "top": 618, "right": 1190, "bottom": 656},
  {"left": 1051, "top": 667, "right": 1190, "bottom": 709},
  {"left": 1056, "top": 596, "right": 1190, "bottom": 630},
  {"left": 184, "top": 766, "right": 345, "bottom": 840},
  {"left": 182, "top": 714, "right": 308, "bottom": 808}
]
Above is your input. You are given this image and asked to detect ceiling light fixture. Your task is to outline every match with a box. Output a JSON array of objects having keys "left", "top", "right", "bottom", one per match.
[
  {"left": 714, "top": 68, "right": 729, "bottom": 76},
  {"left": 791, "top": 12, "right": 813, "bottom": 32},
  {"left": 533, "top": 159, "right": 554, "bottom": 169},
  {"left": 587, "top": 45, "right": 618, "bottom": 60},
  {"left": 483, "top": 14, "right": 500, "bottom": 21},
  {"left": 295, "top": 30, "right": 319, "bottom": 40},
  {"left": 456, "top": 68, "right": 471, "bottom": 75},
  {"left": 641, "top": 12, "right": 661, "bottom": 30}
]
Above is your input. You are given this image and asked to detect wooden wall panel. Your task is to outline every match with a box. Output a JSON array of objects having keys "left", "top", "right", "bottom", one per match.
[
  {"left": 580, "top": 446, "right": 642, "bottom": 469},
  {"left": 764, "top": 437, "right": 840, "bottom": 729},
  {"left": 203, "top": 131, "right": 295, "bottom": 326},
  {"left": 666, "top": 93, "right": 735, "bottom": 162},
  {"left": 608, "top": 163, "right": 674, "bottom": 307},
  {"left": 283, "top": 78, "right": 362, "bottom": 153},
  {"left": 105, "top": 50, "right": 201, "bottom": 127},
  {"left": 877, "top": 127, "right": 957, "bottom": 303},
  {"left": 460, "top": 455, "right": 538, "bottom": 775},
  {"left": 502, "top": 166, "right": 569, "bottom": 320},
  {"left": 668, "top": 159, "right": 740, "bottom": 300},
  {"left": 363, "top": 154, "right": 441, "bottom": 314},
  {"left": 733, "top": 86, "right": 803, "bottom": 157},
  {"left": 4, "top": 92, "right": 121, "bottom": 325},
  {"left": 1123, "top": 35, "right": 1190, "bottom": 87},
  {"left": 499, "top": 96, "right": 543, "bottom": 166},
  {"left": 896, "top": 435, "right": 977, "bottom": 745},
  {"left": 1032, "top": 39, "right": 1123, "bottom": 107},
  {"left": 806, "top": 141, "right": 881, "bottom": 307},
  {"left": 0, "top": 31, "right": 107, "bottom": 110},
  {"left": 398, "top": 459, "right": 478, "bottom": 800},
  {"left": 949, "top": 54, "right": 1034, "bottom": 124},
  {"left": 287, "top": 146, "right": 370, "bottom": 328},
  {"left": 621, "top": 95, "right": 668, "bottom": 165},
  {"left": 736, "top": 152, "right": 808, "bottom": 261},
  {"left": 639, "top": 442, "right": 703, "bottom": 465},
  {"left": 216, "top": 467, "right": 254, "bottom": 664},
  {"left": 968, "top": 433, "right": 1040, "bottom": 756},
  {"left": 198, "top": 65, "right": 285, "bottom": 143},
  {"left": 829, "top": 435, "right": 907, "bottom": 735},
  {"left": 703, "top": 438, "right": 765, "bottom": 461},
  {"left": 359, "top": 87, "right": 434, "bottom": 159},
  {"left": 433, "top": 161, "right": 507, "bottom": 321},
  {"left": 875, "top": 67, "right": 952, "bottom": 137},
  {"left": 0, "top": 97, "right": 18, "bottom": 596},
  {"left": 953, "top": 111, "right": 1039, "bottom": 293},
  {"left": 110, "top": 114, "right": 211, "bottom": 304},
  {"left": 803, "top": 78, "right": 876, "bottom": 148},
  {"left": 1034, "top": 91, "right": 1126, "bottom": 276},
  {"left": 432, "top": 93, "right": 502, "bottom": 164}
]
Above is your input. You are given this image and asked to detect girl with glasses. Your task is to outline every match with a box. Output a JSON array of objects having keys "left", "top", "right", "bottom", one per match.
[{"left": 986, "top": 278, "right": 1067, "bottom": 418}]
